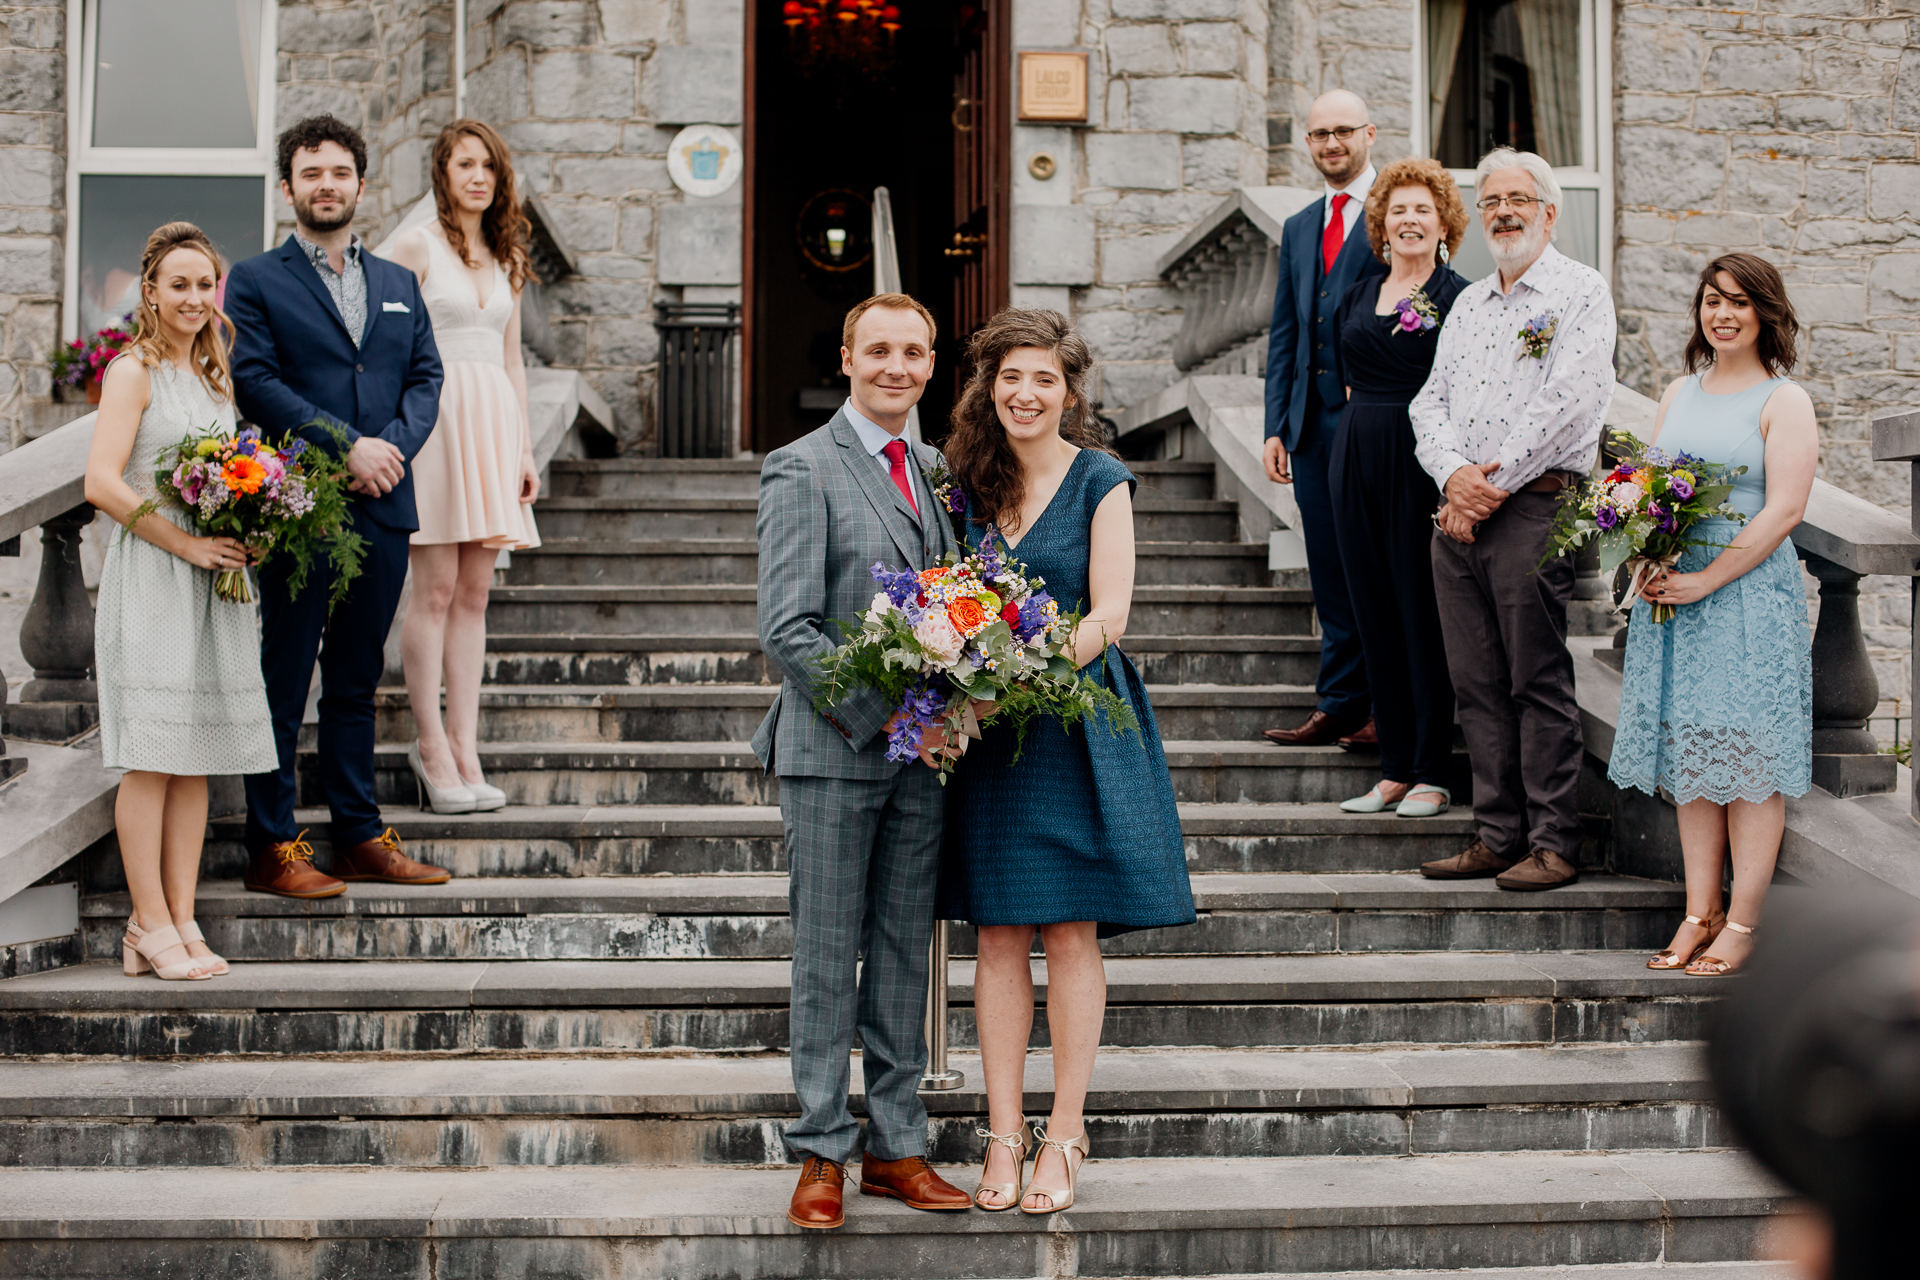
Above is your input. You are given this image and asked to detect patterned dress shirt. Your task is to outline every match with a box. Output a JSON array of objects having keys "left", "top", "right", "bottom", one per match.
[
  {"left": 1410, "top": 243, "right": 1616, "bottom": 494},
  {"left": 294, "top": 230, "right": 368, "bottom": 350}
]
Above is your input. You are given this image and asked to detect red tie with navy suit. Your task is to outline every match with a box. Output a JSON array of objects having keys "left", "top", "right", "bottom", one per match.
[{"left": 1321, "top": 191, "right": 1350, "bottom": 276}]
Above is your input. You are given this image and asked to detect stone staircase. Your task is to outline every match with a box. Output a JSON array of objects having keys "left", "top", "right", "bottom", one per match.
[{"left": 0, "top": 457, "right": 1787, "bottom": 1278}]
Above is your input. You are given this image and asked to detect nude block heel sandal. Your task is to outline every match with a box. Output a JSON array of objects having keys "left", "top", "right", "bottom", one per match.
[
  {"left": 1647, "top": 911, "right": 1724, "bottom": 971},
  {"left": 1686, "top": 919, "right": 1755, "bottom": 976},
  {"left": 973, "top": 1121, "right": 1032, "bottom": 1211},
  {"left": 123, "top": 919, "right": 213, "bottom": 981},
  {"left": 175, "top": 920, "right": 229, "bottom": 976},
  {"left": 1020, "top": 1124, "right": 1090, "bottom": 1215}
]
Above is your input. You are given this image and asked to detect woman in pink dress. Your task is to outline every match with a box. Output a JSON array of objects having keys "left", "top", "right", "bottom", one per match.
[{"left": 377, "top": 119, "right": 540, "bottom": 813}]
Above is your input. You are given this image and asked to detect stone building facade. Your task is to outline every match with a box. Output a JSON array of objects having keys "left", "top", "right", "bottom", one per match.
[{"left": 0, "top": 0, "right": 1915, "bottom": 692}]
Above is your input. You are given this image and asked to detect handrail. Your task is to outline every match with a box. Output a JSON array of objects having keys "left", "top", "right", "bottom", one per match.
[
  {"left": 871, "top": 186, "right": 923, "bottom": 447},
  {"left": 0, "top": 413, "right": 94, "bottom": 547}
]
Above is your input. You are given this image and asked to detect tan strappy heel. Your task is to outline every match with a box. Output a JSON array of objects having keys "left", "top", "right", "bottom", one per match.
[
  {"left": 1648, "top": 910, "right": 1724, "bottom": 971},
  {"left": 1020, "top": 1123, "right": 1090, "bottom": 1214},
  {"left": 122, "top": 919, "right": 213, "bottom": 981},
  {"left": 174, "top": 920, "right": 228, "bottom": 976},
  {"left": 972, "top": 1120, "right": 1031, "bottom": 1210},
  {"left": 1686, "top": 920, "right": 1755, "bottom": 976}
]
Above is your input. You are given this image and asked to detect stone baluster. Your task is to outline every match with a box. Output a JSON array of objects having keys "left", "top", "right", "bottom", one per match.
[
  {"left": 1192, "top": 247, "right": 1228, "bottom": 365},
  {"left": 9, "top": 504, "right": 100, "bottom": 745},
  {"left": 1170, "top": 262, "right": 1199, "bottom": 371},
  {"left": 1232, "top": 229, "right": 1272, "bottom": 340},
  {"left": 1801, "top": 552, "right": 1896, "bottom": 797},
  {"left": 1220, "top": 228, "right": 1258, "bottom": 349}
]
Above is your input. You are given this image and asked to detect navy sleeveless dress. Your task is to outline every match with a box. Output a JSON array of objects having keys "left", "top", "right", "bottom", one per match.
[{"left": 939, "top": 449, "right": 1195, "bottom": 939}]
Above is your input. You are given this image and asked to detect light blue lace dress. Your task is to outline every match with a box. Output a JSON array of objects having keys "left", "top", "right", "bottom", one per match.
[
  {"left": 1608, "top": 374, "right": 1812, "bottom": 805},
  {"left": 95, "top": 359, "right": 279, "bottom": 775}
]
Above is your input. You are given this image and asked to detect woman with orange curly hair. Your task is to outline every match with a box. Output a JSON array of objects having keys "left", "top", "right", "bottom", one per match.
[
  {"left": 1329, "top": 158, "right": 1472, "bottom": 819},
  {"left": 378, "top": 119, "right": 541, "bottom": 813}
]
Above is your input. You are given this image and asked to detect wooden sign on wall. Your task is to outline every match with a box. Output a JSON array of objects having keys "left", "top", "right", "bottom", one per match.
[{"left": 1018, "top": 51, "right": 1088, "bottom": 122}]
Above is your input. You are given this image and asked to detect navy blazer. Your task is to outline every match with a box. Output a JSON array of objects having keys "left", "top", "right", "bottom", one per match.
[
  {"left": 226, "top": 235, "right": 444, "bottom": 532},
  {"left": 1263, "top": 195, "right": 1388, "bottom": 451}
]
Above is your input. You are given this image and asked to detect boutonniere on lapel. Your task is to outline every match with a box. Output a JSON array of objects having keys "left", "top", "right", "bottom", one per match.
[
  {"left": 1392, "top": 286, "right": 1441, "bottom": 335},
  {"left": 926, "top": 459, "right": 971, "bottom": 541},
  {"left": 1518, "top": 312, "right": 1557, "bottom": 359}
]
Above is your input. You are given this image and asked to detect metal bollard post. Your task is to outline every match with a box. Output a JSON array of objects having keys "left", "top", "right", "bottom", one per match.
[{"left": 920, "top": 919, "right": 964, "bottom": 1091}]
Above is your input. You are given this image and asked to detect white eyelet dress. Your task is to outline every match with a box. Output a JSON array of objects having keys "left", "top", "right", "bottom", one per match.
[
  {"left": 94, "top": 358, "right": 279, "bottom": 775},
  {"left": 407, "top": 232, "right": 540, "bottom": 549}
]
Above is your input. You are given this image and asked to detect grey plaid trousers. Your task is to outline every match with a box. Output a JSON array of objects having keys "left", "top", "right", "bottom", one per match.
[{"left": 780, "top": 767, "right": 944, "bottom": 1165}]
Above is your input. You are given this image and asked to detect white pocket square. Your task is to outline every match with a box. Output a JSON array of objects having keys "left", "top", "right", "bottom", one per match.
[{"left": 382, "top": 301, "right": 410, "bottom": 312}]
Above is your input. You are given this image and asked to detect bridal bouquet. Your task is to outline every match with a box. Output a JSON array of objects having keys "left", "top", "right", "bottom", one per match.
[
  {"left": 132, "top": 424, "right": 366, "bottom": 608},
  {"left": 1544, "top": 430, "right": 1746, "bottom": 624},
  {"left": 813, "top": 531, "right": 1138, "bottom": 781}
]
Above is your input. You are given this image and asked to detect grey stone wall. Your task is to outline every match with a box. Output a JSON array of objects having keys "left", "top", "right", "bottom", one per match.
[
  {"left": 1265, "top": 0, "right": 1414, "bottom": 188},
  {"left": 1015, "top": 0, "right": 1268, "bottom": 409},
  {"left": 1613, "top": 0, "right": 1917, "bottom": 702},
  {"left": 0, "top": 1, "right": 65, "bottom": 449}
]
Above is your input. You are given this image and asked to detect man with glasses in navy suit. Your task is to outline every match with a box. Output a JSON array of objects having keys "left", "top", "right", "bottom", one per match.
[{"left": 1261, "top": 89, "right": 1389, "bottom": 750}]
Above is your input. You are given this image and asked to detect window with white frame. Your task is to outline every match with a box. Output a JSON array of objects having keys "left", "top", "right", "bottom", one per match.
[
  {"left": 64, "top": 0, "right": 277, "bottom": 338},
  {"left": 1419, "top": 0, "right": 1609, "bottom": 279}
]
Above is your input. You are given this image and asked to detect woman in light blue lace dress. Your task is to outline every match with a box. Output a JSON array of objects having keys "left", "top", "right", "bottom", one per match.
[
  {"left": 84, "top": 223, "right": 278, "bottom": 981},
  {"left": 1609, "top": 253, "right": 1817, "bottom": 978}
]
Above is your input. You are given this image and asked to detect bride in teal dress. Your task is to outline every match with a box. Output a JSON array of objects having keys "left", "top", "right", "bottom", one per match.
[
  {"left": 937, "top": 309, "right": 1192, "bottom": 1217},
  {"left": 1608, "top": 253, "right": 1817, "bottom": 978}
]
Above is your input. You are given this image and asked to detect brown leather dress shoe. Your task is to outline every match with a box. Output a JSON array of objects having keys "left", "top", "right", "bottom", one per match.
[
  {"left": 332, "top": 828, "right": 451, "bottom": 885},
  {"left": 1336, "top": 717, "right": 1379, "bottom": 750},
  {"left": 1262, "top": 709, "right": 1363, "bottom": 747},
  {"left": 1495, "top": 847, "right": 1580, "bottom": 891},
  {"left": 1420, "top": 839, "right": 1517, "bottom": 880},
  {"left": 859, "top": 1154, "right": 973, "bottom": 1211},
  {"left": 788, "top": 1156, "right": 846, "bottom": 1229},
  {"left": 243, "top": 833, "right": 347, "bottom": 899}
]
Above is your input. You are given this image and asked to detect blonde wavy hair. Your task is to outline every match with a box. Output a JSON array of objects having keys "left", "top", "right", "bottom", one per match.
[
  {"left": 127, "top": 221, "right": 234, "bottom": 401},
  {"left": 432, "top": 118, "right": 537, "bottom": 292},
  {"left": 1363, "top": 157, "right": 1470, "bottom": 263}
]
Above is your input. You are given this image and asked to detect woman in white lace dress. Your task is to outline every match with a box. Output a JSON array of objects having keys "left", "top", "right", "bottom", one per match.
[
  {"left": 83, "top": 222, "right": 279, "bottom": 981},
  {"left": 377, "top": 119, "right": 540, "bottom": 815}
]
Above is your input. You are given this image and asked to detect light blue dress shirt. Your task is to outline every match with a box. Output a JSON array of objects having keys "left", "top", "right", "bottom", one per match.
[{"left": 842, "top": 397, "right": 927, "bottom": 519}]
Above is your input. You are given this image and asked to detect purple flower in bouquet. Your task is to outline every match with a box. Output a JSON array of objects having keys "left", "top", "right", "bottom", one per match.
[
  {"left": 1016, "top": 592, "right": 1055, "bottom": 640},
  {"left": 1668, "top": 476, "right": 1695, "bottom": 502},
  {"left": 885, "top": 677, "right": 948, "bottom": 762},
  {"left": 871, "top": 562, "right": 920, "bottom": 608},
  {"left": 1594, "top": 505, "right": 1619, "bottom": 530},
  {"left": 1647, "top": 502, "right": 1678, "bottom": 534}
]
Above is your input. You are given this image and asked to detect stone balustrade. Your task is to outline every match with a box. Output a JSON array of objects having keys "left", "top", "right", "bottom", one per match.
[{"left": 1159, "top": 187, "right": 1316, "bottom": 375}]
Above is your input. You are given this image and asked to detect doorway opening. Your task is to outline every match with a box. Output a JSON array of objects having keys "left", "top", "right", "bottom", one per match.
[{"left": 746, "top": 0, "right": 1008, "bottom": 453}]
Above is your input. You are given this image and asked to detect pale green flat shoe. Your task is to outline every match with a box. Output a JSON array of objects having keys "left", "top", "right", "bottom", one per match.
[
  {"left": 1339, "top": 784, "right": 1402, "bottom": 814},
  {"left": 1396, "top": 785, "right": 1451, "bottom": 817}
]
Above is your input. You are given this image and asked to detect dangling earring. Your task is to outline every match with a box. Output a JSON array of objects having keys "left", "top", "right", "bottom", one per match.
[{"left": 1439, "top": 242, "right": 1450, "bottom": 264}]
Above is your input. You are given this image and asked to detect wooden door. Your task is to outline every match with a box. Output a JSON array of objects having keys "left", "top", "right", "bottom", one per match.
[{"left": 949, "top": 0, "right": 1010, "bottom": 366}]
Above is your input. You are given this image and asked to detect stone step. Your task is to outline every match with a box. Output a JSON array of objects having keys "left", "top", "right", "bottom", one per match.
[
  {"left": 78, "top": 873, "right": 1682, "bottom": 963},
  {"left": 0, "top": 1044, "right": 1723, "bottom": 1168},
  {"left": 481, "top": 632, "right": 1321, "bottom": 687},
  {"left": 371, "top": 683, "right": 1324, "bottom": 744},
  {"left": 530, "top": 495, "right": 1241, "bottom": 543},
  {"left": 0, "top": 1151, "right": 1783, "bottom": 1277},
  {"left": 500, "top": 539, "right": 1274, "bottom": 588},
  {"left": 0, "top": 953, "right": 1721, "bottom": 1057},
  {"left": 189, "top": 803, "right": 1482, "bottom": 882},
  {"left": 543, "top": 457, "right": 1220, "bottom": 502},
  {"left": 293, "top": 740, "right": 1471, "bottom": 808},
  {"left": 483, "top": 586, "right": 1313, "bottom": 640}
]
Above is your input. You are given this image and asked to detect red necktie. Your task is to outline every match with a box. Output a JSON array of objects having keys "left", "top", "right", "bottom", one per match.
[
  {"left": 1322, "top": 191, "right": 1350, "bottom": 276},
  {"left": 882, "top": 438, "right": 919, "bottom": 516}
]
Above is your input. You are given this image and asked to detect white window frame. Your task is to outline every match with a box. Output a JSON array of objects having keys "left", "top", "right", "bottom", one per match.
[
  {"left": 62, "top": 0, "right": 279, "bottom": 340},
  {"left": 1410, "top": 0, "right": 1613, "bottom": 281}
]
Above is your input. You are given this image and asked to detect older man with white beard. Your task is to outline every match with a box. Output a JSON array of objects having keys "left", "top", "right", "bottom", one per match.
[{"left": 1409, "top": 148, "right": 1615, "bottom": 892}]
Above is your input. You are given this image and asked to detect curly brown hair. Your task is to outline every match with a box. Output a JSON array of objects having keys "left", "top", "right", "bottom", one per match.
[
  {"left": 943, "top": 308, "right": 1110, "bottom": 535},
  {"left": 1684, "top": 252, "right": 1800, "bottom": 377},
  {"left": 1364, "top": 157, "right": 1469, "bottom": 263},
  {"left": 126, "top": 222, "right": 234, "bottom": 402},
  {"left": 431, "top": 119, "right": 537, "bottom": 292},
  {"left": 276, "top": 114, "right": 366, "bottom": 183}
]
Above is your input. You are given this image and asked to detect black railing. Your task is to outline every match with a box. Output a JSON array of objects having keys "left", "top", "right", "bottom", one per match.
[{"left": 654, "top": 302, "right": 741, "bottom": 459}]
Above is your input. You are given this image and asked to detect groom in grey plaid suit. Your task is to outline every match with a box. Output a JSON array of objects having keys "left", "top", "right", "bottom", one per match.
[{"left": 753, "top": 294, "right": 972, "bottom": 1229}]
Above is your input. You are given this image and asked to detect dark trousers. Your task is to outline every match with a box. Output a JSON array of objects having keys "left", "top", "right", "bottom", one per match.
[
  {"left": 1429, "top": 491, "right": 1582, "bottom": 858},
  {"left": 1329, "top": 405, "right": 1455, "bottom": 783},
  {"left": 779, "top": 768, "right": 943, "bottom": 1165},
  {"left": 244, "top": 506, "right": 411, "bottom": 854},
  {"left": 1290, "top": 406, "right": 1369, "bottom": 720}
]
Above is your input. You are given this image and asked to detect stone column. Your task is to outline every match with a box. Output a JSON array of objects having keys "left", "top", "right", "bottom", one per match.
[
  {"left": 1803, "top": 552, "right": 1896, "bottom": 798},
  {"left": 9, "top": 505, "right": 100, "bottom": 745}
]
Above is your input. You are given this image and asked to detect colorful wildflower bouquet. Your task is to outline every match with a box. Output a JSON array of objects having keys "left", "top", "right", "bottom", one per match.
[
  {"left": 133, "top": 424, "right": 366, "bottom": 608},
  {"left": 813, "top": 530, "right": 1139, "bottom": 782},
  {"left": 1544, "top": 430, "right": 1747, "bottom": 624}
]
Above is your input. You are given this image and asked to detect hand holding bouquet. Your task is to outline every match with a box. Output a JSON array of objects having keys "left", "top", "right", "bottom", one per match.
[
  {"left": 814, "top": 530, "right": 1139, "bottom": 782},
  {"left": 1544, "top": 430, "right": 1746, "bottom": 623},
  {"left": 132, "top": 423, "right": 367, "bottom": 609}
]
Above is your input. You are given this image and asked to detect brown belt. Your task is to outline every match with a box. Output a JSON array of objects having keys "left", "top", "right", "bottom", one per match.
[{"left": 1522, "top": 470, "right": 1578, "bottom": 494}]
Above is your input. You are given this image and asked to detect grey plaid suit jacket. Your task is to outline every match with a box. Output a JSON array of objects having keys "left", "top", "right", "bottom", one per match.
[{"left": 751, "top": 408, "right": 954, "bottom": 779}]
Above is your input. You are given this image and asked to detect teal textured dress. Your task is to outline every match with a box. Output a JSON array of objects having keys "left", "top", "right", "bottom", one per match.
[
  {"left": 939, "top": 449, "right": 1195, "bottom": 939},
  {"left": 1608, "top": 375, "right": 1812, "bottom": 805}
]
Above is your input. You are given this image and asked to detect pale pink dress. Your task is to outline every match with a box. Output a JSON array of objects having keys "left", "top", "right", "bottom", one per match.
[{"left": 409, "top": 231, "right": 539, "bottom": 549}]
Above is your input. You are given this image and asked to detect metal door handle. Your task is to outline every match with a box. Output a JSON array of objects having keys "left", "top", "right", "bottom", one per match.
[{"left": 952, "top": 95, "right": 973, "bottom": 131}]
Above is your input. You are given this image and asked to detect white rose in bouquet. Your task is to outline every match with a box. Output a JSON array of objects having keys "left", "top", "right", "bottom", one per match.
[
  {"left": 865, "top": 592, "right": 894, "bottom": 626},
  {"left": 1610, "top": 480, "right": 1644, "bottom": 508},
  {"left": 912, "top": 613, "right": 965, "bottom": 665}
]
